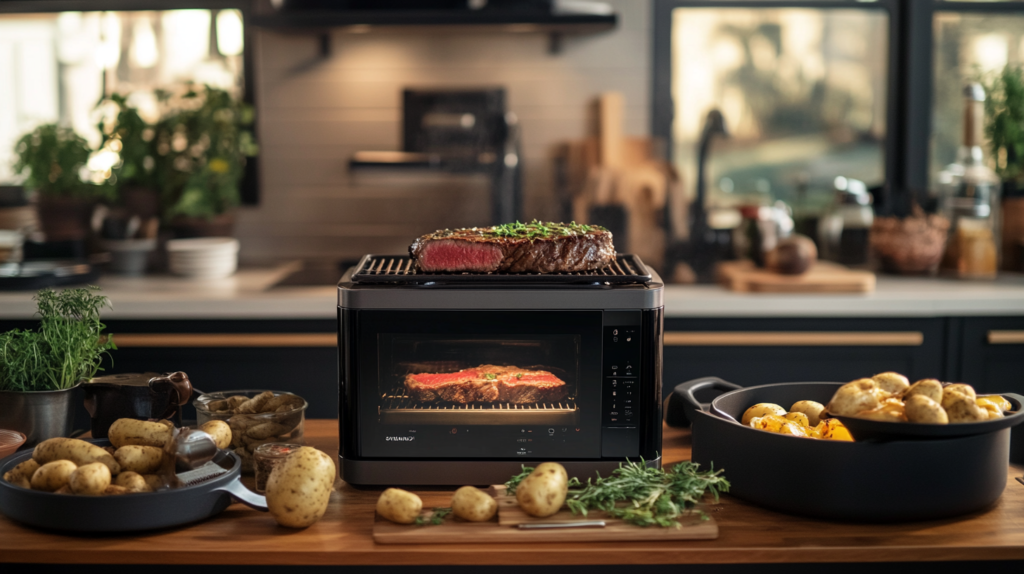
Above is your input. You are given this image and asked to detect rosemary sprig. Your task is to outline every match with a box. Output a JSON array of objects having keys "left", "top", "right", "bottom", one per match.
[
  {"left": 504, "top": 460, "right": 729, "bottom": 528},
  {"left": 487, "top": 220, "right": 606, "bottom": 240},
  {"left": 414, "top": 507, "right": 452, "bottom": 526}
]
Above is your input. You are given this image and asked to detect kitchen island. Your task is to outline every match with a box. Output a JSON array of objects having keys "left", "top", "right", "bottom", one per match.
[{"left": 1, "top": 420, "right": 1022, "bottom": 568}]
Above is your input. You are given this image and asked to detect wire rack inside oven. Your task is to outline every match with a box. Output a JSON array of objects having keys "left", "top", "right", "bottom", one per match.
[{"left": 379, "top": 386, "right": 579, "bottom": 426}]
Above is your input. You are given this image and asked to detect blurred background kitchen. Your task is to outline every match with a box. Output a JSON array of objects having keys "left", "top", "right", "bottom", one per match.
[{"left": 0, "top": 0, "right": 1023, "bottom": 426}]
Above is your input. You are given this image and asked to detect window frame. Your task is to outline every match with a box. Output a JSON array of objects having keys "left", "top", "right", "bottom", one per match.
[
  {"left": 0, "top": 0, "right": 261, "bottom": 205},
  {"left": 652, "top": 0, "right": 1024, "bottom": 216}
]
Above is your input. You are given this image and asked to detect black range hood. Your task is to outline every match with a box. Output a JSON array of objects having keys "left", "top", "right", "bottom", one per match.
[{"left": 252, "top": 0, "right": 617, "bottom": 38}]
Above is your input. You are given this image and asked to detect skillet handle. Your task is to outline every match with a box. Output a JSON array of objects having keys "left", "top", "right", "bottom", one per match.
[
  {"left": 1000, "top": 393, "right": 1024, "bottom": 417},
  {"left": 664, "top": 377, "right": 741, "bottom": 428},
  {"left": 218, "top": 477, "right": 268, "bottom": 512}
]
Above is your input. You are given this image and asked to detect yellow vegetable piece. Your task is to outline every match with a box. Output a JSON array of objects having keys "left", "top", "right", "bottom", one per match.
[
  {"left": 977, "top": 395, "right": 1011, "bottom": 413},
  {"left": 784, "top": 412, "right": 810, "bottom": 427}
]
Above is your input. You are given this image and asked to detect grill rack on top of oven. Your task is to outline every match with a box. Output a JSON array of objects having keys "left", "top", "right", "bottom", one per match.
[
  {"left": 351, "top": 254, "right": 652, "bottom": 286},
  {"left": 379, "top": 386, "right": 580, "bottom": 426}
]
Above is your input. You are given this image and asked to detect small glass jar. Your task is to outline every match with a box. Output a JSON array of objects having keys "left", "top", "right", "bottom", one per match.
[{"left": 253, "top": 443, "right": 301, "bottom": 493}]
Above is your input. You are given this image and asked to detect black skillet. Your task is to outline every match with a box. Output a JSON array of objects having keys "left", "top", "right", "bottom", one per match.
[{"left": 0, "top": 439, "right": 267, "bottom": 533}]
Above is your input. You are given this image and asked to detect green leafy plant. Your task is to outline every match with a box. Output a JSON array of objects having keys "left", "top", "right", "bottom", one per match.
[
  {"left": 12, "top": 124, "right": 113, "bottom": 201},
  {"left": 0, "top": 287, "right": 116, "bottom": 392},
  {"left": 153, "top": 84, "right": 258, "bottom": 220},
  {"left": 96, "top": 93, "right": 158, "bottom": 192},
  {"left": 984, "top": 65, "right": 1024, "bottom": 183},
  {"left": 506, "top": 460, "right": 730, "bottom": 528}
]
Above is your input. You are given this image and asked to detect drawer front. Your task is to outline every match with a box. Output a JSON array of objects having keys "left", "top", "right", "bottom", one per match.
[
  {"left": 959, "top": 317, "right": 1024, "bottom": 395},
  {"left": 662, "top": 317, "right": 945, "bottom": 399}
]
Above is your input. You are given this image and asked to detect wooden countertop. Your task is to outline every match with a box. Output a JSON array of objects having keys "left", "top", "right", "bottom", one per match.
[{"left": 1, "top": 420, "right": 1023, "bottom": 565}]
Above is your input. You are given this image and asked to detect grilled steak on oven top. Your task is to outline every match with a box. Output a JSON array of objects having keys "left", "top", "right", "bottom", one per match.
[
  {"left": 409, "top": 221, "right": 615, "bottom": 273},
  {"left": 404, "top": 365, "right": 568, "bottom": 404}
]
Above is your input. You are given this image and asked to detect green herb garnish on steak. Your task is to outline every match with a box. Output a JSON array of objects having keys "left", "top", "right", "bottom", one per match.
[{"left": 487, "top": 220, "right": 606, "bottom": 240}]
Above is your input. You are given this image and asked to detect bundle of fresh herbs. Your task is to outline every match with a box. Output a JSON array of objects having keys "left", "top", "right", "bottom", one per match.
[
  {"left": 505, "top": 460, "right": 730, "bottom": 528},
  {"left": 0, "top": 287, "right": 116, "bottom": 392}
]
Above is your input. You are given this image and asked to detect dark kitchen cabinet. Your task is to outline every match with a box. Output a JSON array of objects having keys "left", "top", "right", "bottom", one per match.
[
  {"left": 956, "top": 317, "right": 1024, "bottom": 395},
  {"left": 661, "top": 317, "right": 948, "bottom": 398}
]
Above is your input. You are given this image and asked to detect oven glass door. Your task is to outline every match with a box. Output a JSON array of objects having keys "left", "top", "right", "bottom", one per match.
[{"left": 356, "top": 310, "right": 603, "bottom": 459}]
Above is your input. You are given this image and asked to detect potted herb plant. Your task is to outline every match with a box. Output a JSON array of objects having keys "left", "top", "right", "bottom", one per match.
[
  {"left": 0, "top": 287, "right": 116, "bottom": 446},
  {"left": 12, "top": 124, "right": 114, "bottom": 241},
  {"left": 97, "top": 93, "right": 160, "bottom": 219},
  {"left": 983, "top": 65, "right": 1024, "bottom": 270},
  {"left": 153, "top": 85, "right": 258, "bottom": 238}
]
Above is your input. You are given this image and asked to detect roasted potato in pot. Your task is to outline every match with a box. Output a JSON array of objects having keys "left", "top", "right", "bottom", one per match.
[
  {"left": 789, "top": 400, "right": 826, "bottom": 426},
  {"left": 827, "top": 379, "right": 882, "bottom": 416},
  {"left": 451, "top": 486, "right": 497, "bottom": 522},
  {"left": 904, "top": 379, "right": 943, "bottom": 404},
  {"left": 941, "top": 384, "right": 977, "bottom": 410},
  {"left": 784, "top": 412, "right": 810, "bottom": 427},
  {"left": 872, "top": 372, "right": 910, "bottom": 396},
  {"left": 377, "top": 488, "right": 423, "bottom": 525},
  {"left": 945, "top": 391, "right": 989, "bottom": 423},
  {"left": 904, "top": 394, "right": 948, "bottom": 424},
  {"left": 741, "top": 403, "right": 787, "bottom": 426}
]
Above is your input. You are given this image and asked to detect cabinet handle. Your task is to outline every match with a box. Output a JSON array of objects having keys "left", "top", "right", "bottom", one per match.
[
  {"left": 112, "top": 333, "right": 336, "bottom": 348},
  {"left": 664, "top": 331, "right": 923, "bottom": 347},
  {"left": 988, "top": 331, "right": 1024, "bottom": 345}
]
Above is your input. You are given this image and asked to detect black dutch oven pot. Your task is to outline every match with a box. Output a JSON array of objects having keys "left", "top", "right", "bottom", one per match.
[{"left": 665, "top": 377, "right": 1023, "bottom": 523}]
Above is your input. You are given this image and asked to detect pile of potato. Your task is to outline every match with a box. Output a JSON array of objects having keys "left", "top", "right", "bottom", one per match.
[
  {"left": 743, "top": 401, "right": 853, "bottom": 441},
  {"left": 1, "top": 418, "right": 232, "bottom": 496},
  {"left": 199, "top": 391, "right": 305, "bottom": 472},
  {"left": 376, "top": 462, "right": 566, "bottom": 525},
  {"left": 828, "top": 372, "right": 1011, "bottom": 424}
]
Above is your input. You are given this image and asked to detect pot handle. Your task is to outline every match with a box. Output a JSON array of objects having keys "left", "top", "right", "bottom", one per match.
[
  {"left": 664, "top": 377, "right": 741, "bottom": 428},
  {"left": 149, "top": 372, "right": 193, "bottom": 420},
  {"left": 218, "top": 476, "right": 268, "bottom": 512},
  {"left": 1001, "top": 393, "right": 1024, "bottom": 420}
]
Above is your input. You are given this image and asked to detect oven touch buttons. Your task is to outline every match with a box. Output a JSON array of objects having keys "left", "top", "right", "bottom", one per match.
[{"left": 603, "top": 323, "right": 640, "bottom": 427}]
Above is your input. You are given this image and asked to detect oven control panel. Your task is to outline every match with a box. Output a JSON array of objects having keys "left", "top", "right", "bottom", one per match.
[{"left": 601, "top": 312, "right": 641, "bottom": 458}]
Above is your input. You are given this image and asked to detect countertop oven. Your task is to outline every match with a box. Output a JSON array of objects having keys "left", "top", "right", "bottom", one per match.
[{"left": 337, "top": 254, "right": 663, "bottom": 486}]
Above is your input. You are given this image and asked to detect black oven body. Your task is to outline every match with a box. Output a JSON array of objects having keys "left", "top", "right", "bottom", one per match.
[{"left": 338, "top": 259, "right": 664, "bottom": 486}]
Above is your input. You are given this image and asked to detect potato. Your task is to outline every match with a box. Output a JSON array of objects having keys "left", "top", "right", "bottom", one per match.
[
  {"left": 941, "top": 384, "right": 977, "bottom": 410},
  {"left": 3, "top": 459, "right": 39, "bottom": 488},
  {"left": 751, "top": 415, "right": 810, "bottom": 437},
  {"left": 855, "top": 402, "right": 907, "bottom": 422},
  {"left": 114, "top": 471, "right": 152, "bottom": 493},
  {"left": 904, "top": 394, "right": 948, "bottom": 424},
  {"left": 262, "top": 394, "right": 303, "bottom": 413},
  {"left": 103, "top": 485, "right": 128, "bottom": 496},
  {"left": 114, "top": 445, "right": 164, "bottom": 474},
  {"left": 945, "top": 391, "right": 988, "bottom": 423},
  {"left": 69, "top": 462, "right": 111, "bottom": 496},
  {"left": 827, "top": 379, "right": 882, "bottom": 416},
  {"left": 33, "top": 437, "right": 120, "bottom": 475},
  {"left": 108, "top": 418, "right": 172, "bottom": 449},
  {"left": 200, "top": 420, "right": 232, "bottom": 450},
  {"left": 741, "top": 403, "right": 787, "bottom": 426},
  {"left": 30, "top": 460, "right": 77, "bottom": 492},
  {"left": 266, "top": 447, "right": 336, "bottom": 528},
  {"left": 376, "top": 488, "right": 423, "bottom": 525},
  {"left": 789, "top": 400, "right": 825, "bottom": 426},
  {"left": 904, "top": 379, "right": 943, "bottom": 404},
  {"left": 235, "top": 391, "right": 275, "bottom": 415},
  {"left": 783, "top": 412, "right": 810, "bottom": 427},
  {"left": 142, "top": 474, "right": 164, "bottom": 491},
  {"left": 246, "top": 422, "right": 289, "bottom": 441},
  {"left": 450, "top": 486, "right": 497, "bottom": 522},
  {"left": 516, "top": 462, "right": 568, "bottom": 518},
  {"left": 54, "top": 485, "right": 72, "bottom": 494},
  {"left": 872, "top": 372, "right": 910, "bottom": 396}
]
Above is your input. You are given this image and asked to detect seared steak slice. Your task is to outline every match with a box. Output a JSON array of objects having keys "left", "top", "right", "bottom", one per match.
[
  {"left": 404, "top": 365, "right": 568, "bottom": 404},
  {"left": 410, "top": 221, "right": 614, "bottom": 273}
]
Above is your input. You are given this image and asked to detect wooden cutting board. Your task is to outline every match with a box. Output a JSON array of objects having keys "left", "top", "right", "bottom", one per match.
[
  {"left": 716, "top": 260, "right": 875, "bottom": 293},
  {"left": 372, "top": 486, "right": 718, "bottom": 544}
]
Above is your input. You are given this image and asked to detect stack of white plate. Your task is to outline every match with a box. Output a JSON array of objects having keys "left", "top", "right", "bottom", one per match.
[{"left": 166, "top": 237, "right": 239, "bottom": 279}]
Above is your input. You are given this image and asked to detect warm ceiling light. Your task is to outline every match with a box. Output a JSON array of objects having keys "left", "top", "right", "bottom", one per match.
[{"left": 216, "top": 9, "right": 244, "bottom": 56}]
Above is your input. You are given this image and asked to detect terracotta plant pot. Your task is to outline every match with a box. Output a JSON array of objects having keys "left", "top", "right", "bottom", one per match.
[
  {"left": 36, "top": 196, "right": 95, "bottom": 241},
  {"left": 169, "top": 211, "right": 237, "bottom": 238}
]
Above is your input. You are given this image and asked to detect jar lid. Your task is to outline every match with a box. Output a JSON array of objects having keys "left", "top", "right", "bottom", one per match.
[{"left": 254, "top": 443, "right": 301, "bottom": 459}]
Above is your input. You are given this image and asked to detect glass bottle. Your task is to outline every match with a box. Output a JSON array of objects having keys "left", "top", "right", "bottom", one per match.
[{"left": 939, "top": 83, "right": 1001, "bottom": 279}]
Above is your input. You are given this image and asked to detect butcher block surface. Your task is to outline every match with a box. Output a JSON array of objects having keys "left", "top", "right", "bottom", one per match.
[{"left": 0, "top": 420, "right": 1023, "bottom": 566}]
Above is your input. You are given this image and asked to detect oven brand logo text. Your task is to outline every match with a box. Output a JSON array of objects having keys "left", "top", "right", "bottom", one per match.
[{"left": 386, "top": 436, "right": 415, "bottom": 442}]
